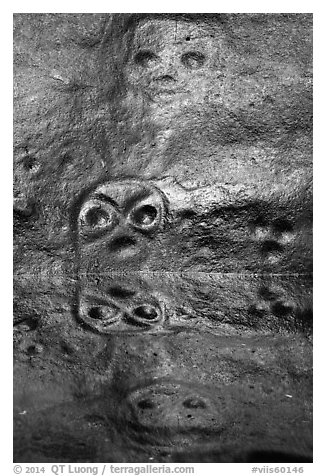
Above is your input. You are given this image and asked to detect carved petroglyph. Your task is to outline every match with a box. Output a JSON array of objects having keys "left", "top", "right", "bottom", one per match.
[
  {"left": 76, "top": 180, "right": 168, "bottom": 272},
  {"left": 77, "top": 180, "right": 167, "bottom": 243},
  {"left": 77, "top": 289, "right": 167, "bottom": 334},
  {"left": 73, "top": 175, "right": 312, "bottom": 275},
  {"left": 73, "top": 272, "right": 312, "bottom": 337},
  {"left": 249, "top": 216, "right": 296, "bottom": 264},
  {"left": 126, "top": 380, "right": 227, "bottom": 437},
  {"left": 126, "top": 18, "right": 226, "bottom": 106},
  {"left": 79, "top": 198, "right": 120, "bottom": 242}
]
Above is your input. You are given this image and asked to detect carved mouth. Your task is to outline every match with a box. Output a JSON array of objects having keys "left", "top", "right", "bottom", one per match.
[
  {"left": 152, "top": 89, "right": 176, "bottom": 96},
  {"left": 148, "top": 86, "right": 180, "bottom": 99},
  {"left": 79, "top": 300, "right": 124, "bottom": 332}
]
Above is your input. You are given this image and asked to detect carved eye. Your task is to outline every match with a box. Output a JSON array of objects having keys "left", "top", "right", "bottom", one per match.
[
  {"left": 134, "top": 50, "right": 160, "bottom": 68},
  {"left": 128, "top": 303, "right": 164, "bottom": 328},
  {"left": 79, "top": 199, "right": 118, "bottom": 239},
  {"left": 181, "top": 51, "right": 206, "bottom": 69},
  {"left": 131, "top": 204, "right": 158, "bottom": 227},
  {"left": 79, "top": 299, "right": 123, "bottom": 333},
  {"left": 129, "top": 202, "right": 161, "bottom": 232},
  {"left": 127, "top": 187, "right": 166, "bottom": 233},
  {"left": 84, "top": 208, "right": 109, "bottom": 227},
  {"left": 88, "top": 306, "right": 119, "bottom": 323}
]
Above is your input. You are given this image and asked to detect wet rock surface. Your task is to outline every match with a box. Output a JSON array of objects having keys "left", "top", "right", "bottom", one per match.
[{"left": 13, "top": 14, "right": 312, "bottom": 462}]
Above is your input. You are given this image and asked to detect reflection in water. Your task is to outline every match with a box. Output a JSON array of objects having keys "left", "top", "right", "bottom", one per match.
[
  {"left": 75, "top": 272, "right": 312, "bottom": 336},
  {"left": 14, "top": 268, "right": 312, "bottom": 462}
]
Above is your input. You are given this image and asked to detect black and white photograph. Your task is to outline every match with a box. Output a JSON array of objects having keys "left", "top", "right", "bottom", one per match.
[{"left": 11, "top": 7, "right": 314, "bottom": 470}]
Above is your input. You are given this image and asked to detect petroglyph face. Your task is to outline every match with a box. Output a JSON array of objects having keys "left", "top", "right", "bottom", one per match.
[
  {"left": 126, "top": 19, "right": 226, "bottom": 103},
  {"left": 77, "top": 276, "right": 168, "bottom": 335},
  {"left": 78, "top": 180, "right": 166, "bottom": 238},
  {"left": 69, "top": 270, "right": 313, "bottom": 337},
  {"left": 76, "top": 180, "right": 168, "bottom": 272},
  {"left": 14, "top": 324, "right": 312, "bottom": 458}
]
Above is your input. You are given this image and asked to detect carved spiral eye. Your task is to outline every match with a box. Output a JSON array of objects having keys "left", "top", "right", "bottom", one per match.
[
  {"left": 79, "top": 299, "right": 123, "bottom": 333},
  {"left": 79, "top": 199, "right": 118, "bottom": 239},
  {"left": 128, "top": 191, "right": 163, "bottom": 232},
  {"left": 181, "top": 51, "right": 206, "bottom": 69},
  {"left": 88, "top": 306, "right": 107, "bottom": 320},
  {"left": 128, "top": 303, "right": 163, "bottom": 328},
  {"left": 134, "top": 50, "right": 160, "bottom": 68},
  {"left": 131, "top": 204, "right": 158, "bottom": 227},
  {"left": 84, "top": 207, "right": 110, "bottom": 227},
  {"left": 88, "top": 305, "right": 121, "bottom": 324}
]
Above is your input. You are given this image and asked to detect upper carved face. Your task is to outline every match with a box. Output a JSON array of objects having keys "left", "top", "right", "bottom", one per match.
[{"left": 126, "top": 19, "right": 225, "bottom": 103}]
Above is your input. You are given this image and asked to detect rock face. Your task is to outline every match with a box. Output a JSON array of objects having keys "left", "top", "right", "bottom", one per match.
[{"left": 13, "top": 14, "right": 312, "bottom": 462}]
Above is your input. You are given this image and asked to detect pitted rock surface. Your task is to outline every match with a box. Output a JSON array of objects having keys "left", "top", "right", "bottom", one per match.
[{"left": 14, "top": 14, "right": 312, "bottom": 463}]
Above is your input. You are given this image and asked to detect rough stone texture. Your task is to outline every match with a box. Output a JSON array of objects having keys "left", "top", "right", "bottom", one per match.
[{"left": 13, "top": 14, "right": 312, "bottom": 462}]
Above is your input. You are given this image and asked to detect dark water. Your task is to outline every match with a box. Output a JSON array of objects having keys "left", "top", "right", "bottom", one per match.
[{"left": 13, "top": 268, "right": 312, "bottom": 463}]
